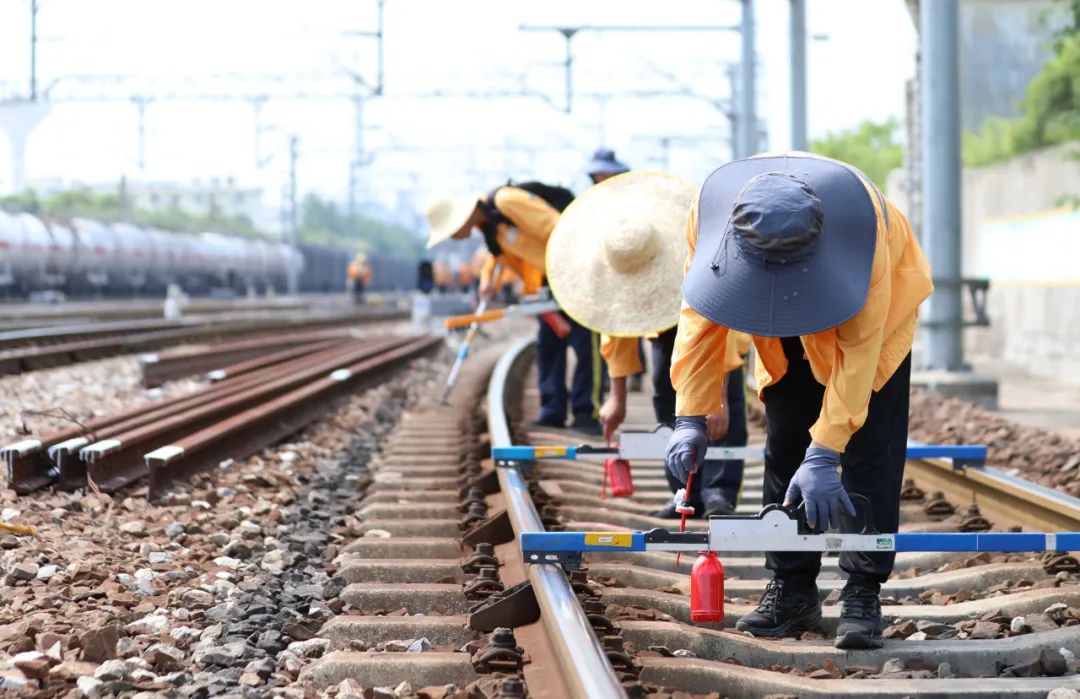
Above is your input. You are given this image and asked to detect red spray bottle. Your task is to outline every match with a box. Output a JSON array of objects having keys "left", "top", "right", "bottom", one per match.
[{"left": 690, "top": 551, "right": 725, "bottom": 623}]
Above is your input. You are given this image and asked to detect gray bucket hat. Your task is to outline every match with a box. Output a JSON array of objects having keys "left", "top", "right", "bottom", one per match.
[
  {"left": 586, "top": 148, "right": 630, "bottom": 176},
  {"left": 683, "top": 154, "right": 879, "bottom": 337}
]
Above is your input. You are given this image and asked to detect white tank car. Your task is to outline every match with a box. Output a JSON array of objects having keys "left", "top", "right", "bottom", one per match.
[{"left": 70, "top": 218, "right": 116, "bottom": 291}]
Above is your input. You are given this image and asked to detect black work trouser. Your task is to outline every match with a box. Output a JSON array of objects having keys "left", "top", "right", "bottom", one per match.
[
  {"left": 651, "top": 327, "right": 748, "bottom": 508},
  {"left": 763, "top": 336, "right": 910, "bottom": 590}
]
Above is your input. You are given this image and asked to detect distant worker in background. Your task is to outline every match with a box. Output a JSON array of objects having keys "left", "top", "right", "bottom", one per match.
[
  {"left": 546, "top": 171, "right": 749, "bottom": 519},
  {"left": 665, "top": 152, "right": 933, "bottom": 649},
  {"left": 426, "top": 182, "right": 604, "bottom": 434},
  {"left": 456, "top": 257, "right": 475, "bottom": 294},
  {"left": 346, "top": 253, "right": 372, "bottom": 303},
  {"left": 432, "top": 259, "right": 453, "bottom": 294},
  {"left": 586, "top": 148, "right": 646, "bottom": 394}
]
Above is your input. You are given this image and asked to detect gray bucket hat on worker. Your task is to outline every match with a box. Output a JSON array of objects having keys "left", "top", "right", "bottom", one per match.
[
  {"left": 586, "top": 148, "right": 630, "bottom": 177},
  {"left": 683, "top": 153, "right": 879, "bottom": 337}
]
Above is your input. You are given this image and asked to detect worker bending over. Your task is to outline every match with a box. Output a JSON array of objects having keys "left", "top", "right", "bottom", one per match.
[
  {"left": 425, "top": 185, "right": 603, "bottom": 433},
  {"left": 665, "top": 152, "right": 932, "bottom": 650},
  {"left": 545, "top": 171, "right": 749, "bottom": 517}
]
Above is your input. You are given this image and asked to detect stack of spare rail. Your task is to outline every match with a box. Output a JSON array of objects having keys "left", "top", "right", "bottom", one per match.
[{"left": 2, "top": 330, "right": 441, "bottom": 500}]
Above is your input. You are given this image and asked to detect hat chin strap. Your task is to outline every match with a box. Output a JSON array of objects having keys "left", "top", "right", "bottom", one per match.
[{"left": 604, "top": 223, "right": 659, "bottom": 275}]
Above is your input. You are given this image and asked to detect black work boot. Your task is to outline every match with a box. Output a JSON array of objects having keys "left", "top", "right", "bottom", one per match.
[
  {"left": 735, "top": 577, "right": 821, "bottom": 637},
  {"left": 835, "top": 581, "right": 884, "bottom": 649}
]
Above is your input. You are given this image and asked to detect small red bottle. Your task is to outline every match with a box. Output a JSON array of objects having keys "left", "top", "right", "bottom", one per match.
[
  {"left": 604, "top": 458, "right": 634, "bottom": 498},
  {"left": 690, "top": 551, "right": 725, "bottom": 623}
]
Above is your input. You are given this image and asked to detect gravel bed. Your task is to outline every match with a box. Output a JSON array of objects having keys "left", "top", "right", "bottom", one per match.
[
  {"left": 0, "top": 355, "right": 202, "bottom": 446},
  {"left": 908, "top": 388, "right": 1080, "bottom": 496},
  {"left": 0, "top": 352, "right": 444, "bottom": 697}
]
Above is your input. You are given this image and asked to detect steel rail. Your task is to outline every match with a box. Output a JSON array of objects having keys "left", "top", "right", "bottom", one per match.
[
  {"left": 80, "top": 337, "right": 408, "bottom": 492},
  {"left": 745, "top": 390, "right": 1080, "bottom": 534},
  {"left": 0, "top": 308, "right": 406, "bottom": 376},
  {"left": 487, "top": 337, "right": 625, "bottom": 699},
  {"left": 906, "top": 457, "right": 1080, "bottom": 533},
  {"left": 139, "top": 328, "right": 357, "bottom": 386},
  {"left": 145, "top": 334, "right": 441, "bottom": 499}
]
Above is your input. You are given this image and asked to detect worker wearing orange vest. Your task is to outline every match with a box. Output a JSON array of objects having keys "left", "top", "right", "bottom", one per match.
[
  {"left": 426, "top": 186, "right": 603, "bottom": 434},
  {"left": 346, "top": 253, "right": 372, "bottom": 303},
  {"left": 432, "top": 259, "right": 453, "bottom": 293},
  {"left": 546, "top": 171, "right": 750, "bottom": 518},
  {"left": 666, "top": 152, "right": 933, "bottom": 649}
]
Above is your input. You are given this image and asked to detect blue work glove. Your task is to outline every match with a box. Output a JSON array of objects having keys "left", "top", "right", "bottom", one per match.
[
  {"left": 665, "top": 416, "right": 707, "bottom": 485},
  {"left": 783, "top": 445, "right": 856, "bottom": 532}
]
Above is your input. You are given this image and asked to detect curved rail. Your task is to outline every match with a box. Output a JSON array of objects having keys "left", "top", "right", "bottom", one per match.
[{"left": 487, "top": 337, "right": 625, "bottom": 699}]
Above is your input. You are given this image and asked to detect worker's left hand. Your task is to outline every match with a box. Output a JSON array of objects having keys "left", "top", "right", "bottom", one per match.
[
  {"left": 783, "top": 444, "right": 856, "bottom": 532},
  {"left": 706, "top": 404, "right": 729, "bottom": 441}
]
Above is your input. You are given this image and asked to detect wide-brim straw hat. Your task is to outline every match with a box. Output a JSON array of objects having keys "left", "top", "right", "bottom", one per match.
[
  {"left": 546, "top": 171, "right": 697, "bottom": 336},
  {"left": 425, "top": 195, "right": 479, "bottom": 250},
  {"left": 683, "top": 152, "right": 879, "bottom": 336}
]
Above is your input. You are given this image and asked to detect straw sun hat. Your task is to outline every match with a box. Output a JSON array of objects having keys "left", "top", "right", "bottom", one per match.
[
  {"left": 545, "top": 171, "right": 698, "bottom": 337},
  {"left": 425, "top": 195, "right": 480, "bottom": 250}
]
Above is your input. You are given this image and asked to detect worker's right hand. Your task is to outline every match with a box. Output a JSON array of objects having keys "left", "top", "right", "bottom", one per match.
[
  {"left": 478, "top": 283, "right": 496, "bottom": 301},
  {"left": 599, "top": 395, "right": 626, "bottom": 444},
  {"left": 665, "top": 416, "right": 707, "bottom": 485}
]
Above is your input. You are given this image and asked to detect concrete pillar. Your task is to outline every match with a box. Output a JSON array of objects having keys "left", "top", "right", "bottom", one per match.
[
  {"left": 920, "top": 0, "right": 963, "bottom": 370},
  {"left": 0, "top": 100, "right": 51, "bottom": 193},
  {"left": 790, "top": 0, "right": 807, "bottom": 151},
  {"left": 739, "top": 0, "right": 757, "bottom": 158}
]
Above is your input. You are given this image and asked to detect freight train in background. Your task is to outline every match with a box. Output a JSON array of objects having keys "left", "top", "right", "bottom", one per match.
[{"left": 0, "top": 209, "right": 419, "bottom": 299}]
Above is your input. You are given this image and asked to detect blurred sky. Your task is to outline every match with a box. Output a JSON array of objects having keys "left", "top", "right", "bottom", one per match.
[{"left": 0, "top": 0, "right": 918, "bottom": 224}]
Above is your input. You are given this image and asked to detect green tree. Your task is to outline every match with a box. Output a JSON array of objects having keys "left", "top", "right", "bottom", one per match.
[
  {"left": 298, "top": 193, "right": 422, "bottom": 257},
  {"left": 810, "top": 118, "right": 903, "bottom": 188},
  {"left": 963, "top": 0, "right": 1080, "bottom": 166}
]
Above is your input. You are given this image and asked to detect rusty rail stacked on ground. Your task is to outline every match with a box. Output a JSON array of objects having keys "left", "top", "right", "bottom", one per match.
[
  {"left": 2, "top": 332, "right": 440, "bottom": 500},
  {"left": 139, "top": 327, "right": 367, "bottom": 387},
  {"left": 0, "top": 307, "right": 407, "bottom": 377}
]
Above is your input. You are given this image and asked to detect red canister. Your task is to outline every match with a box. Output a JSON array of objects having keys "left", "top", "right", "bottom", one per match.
[
  {"left": 690, "top": 551, "right": 725, "bottom": 623},
  {"left": 603, "top": 458, "right": 634, "bottom": 498}
]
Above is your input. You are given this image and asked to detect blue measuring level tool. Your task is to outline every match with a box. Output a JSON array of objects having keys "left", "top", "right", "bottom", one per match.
[
  {"left": 493, "top": 442, "right": 987, "bottom": 466},
  {"left": 521, "top": 505, "right": 1080, "bottom": 570}
]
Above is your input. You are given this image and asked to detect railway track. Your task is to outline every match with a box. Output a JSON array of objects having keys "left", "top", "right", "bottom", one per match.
[
  {"left": 0, "top": 304, "right": 407, "bottom": 377},
  {"left": 2, "top": 330, "right": 437, "bottom": 499},
  {"left": 296, "top": 338, "right": 1080, "bottom": 698}
]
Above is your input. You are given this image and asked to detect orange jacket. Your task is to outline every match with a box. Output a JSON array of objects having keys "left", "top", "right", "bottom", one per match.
[
  {"left": 600, "top": 332, "right": 750, "bottom": 380},
  {"left": 347, "top": 259, "right": 371, "bottom": 285},
  {"left": 480, "top": 249, "right": 543, "bottom": 295},
  {"left": 485, "top": 186, "right": 559, "bottom": 273},
  {"left": 671, "top": 181, "right": 932, "bottom": 452}
]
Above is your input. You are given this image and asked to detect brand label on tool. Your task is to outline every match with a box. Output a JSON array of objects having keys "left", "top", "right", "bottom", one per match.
[
  {"left": 876, "top": 536, "right": 892, "bottom": 549},
  {"left": 533, "top": 447, "right": 567, "bottom": 458},
  {"left": 585, "top": 533, "right": 632, "bottom": 548}
]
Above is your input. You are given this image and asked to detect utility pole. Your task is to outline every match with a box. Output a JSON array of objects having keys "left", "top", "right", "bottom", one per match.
[
  {"left": 520, "top": 23, "right": 739, "bottom": 115},
  {"left": 739, "top": 0, "right": 757, "bottom": 158},
  {"left": 287, "top": 135, "right": 300, "bottom": 295},
  {"left": 789, "top": 0, "right": 807, "bottom": 151},
  {"left": 30, "top": 0, "right": 39, "bottom": 100},
  {"left": 920, "top": 0, "right": 962, "bottom": 371},
  {"left": 133, "top": 96, "right": 150, "bottom": 170}
]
